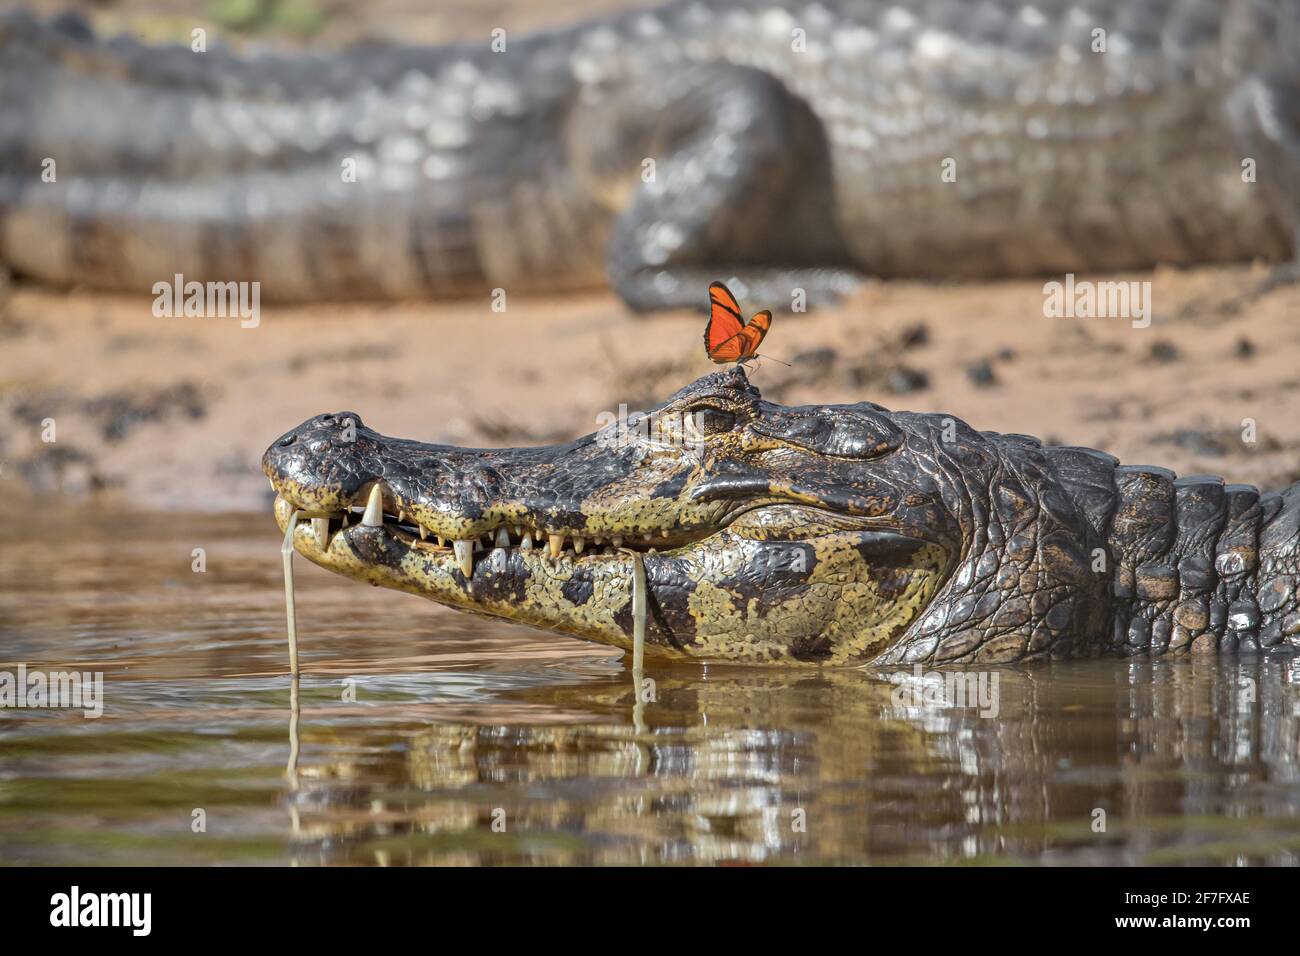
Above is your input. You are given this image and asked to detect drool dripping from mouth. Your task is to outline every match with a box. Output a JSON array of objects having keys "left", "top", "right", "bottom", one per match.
[
  {"left": 278, "top": 509, "right": 653, "bottom": 698},
  {"left": 280, "top": 506, "right": 337, "bottom": 676},
  {"left": 627, "top": 548, "right": 648, "bottom": 734},
  {"left": 281, "top": 509, "right": 310, "bottom": 676},
  {"left": 626, "top": 548, "right": 647, "bottom": 675}
]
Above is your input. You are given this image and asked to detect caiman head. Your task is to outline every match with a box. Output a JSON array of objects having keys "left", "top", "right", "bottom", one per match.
[{"left": 264, "top": 367, "right": 1110, "bottom": 666}]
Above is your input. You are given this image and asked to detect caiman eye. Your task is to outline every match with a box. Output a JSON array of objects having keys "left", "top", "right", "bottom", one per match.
[{"left": 688, "top": 406, "right": 736, "bottom": 437}]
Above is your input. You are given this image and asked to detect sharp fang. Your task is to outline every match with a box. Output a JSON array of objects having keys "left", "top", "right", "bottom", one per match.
[
  {"left": 593, "top": 536, "right": 604, "bottom": 546},
  {"left": 573, "top": 537, "right": 585, "bottom": 554},
  {"left": 662, "top": 529, "right": 670, "bottom": 538},
  {"left": 419, "top": 526, "right": 428, "bottom": 540},
  {"left": 520, "top": 533, "right": 533, "bottom": 550},
  {"left": 495, "top": 527, "right": 511, "bottom": 547},
  {"left": 437, "top": 535, "right": 445, "bottom": 547},
  {"left": 361, "top": 484, "right": 384, "bottom": 527},
  {"left": 311, "top": 517, "right": 330, "bottom": 550},
  {"left": 612, "top": 535, "right": 623, "bottom": 547},
  {"left": 514, "top": 526, "right": 523, "bottom": 536},
  {"left": 548, "top": 533, "right": 564, "bottom": 558},
  {"left": 453, "top": 539, "right": 475, "bottom": 578}
]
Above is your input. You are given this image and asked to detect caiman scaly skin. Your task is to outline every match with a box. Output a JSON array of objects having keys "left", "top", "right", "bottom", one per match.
[
  {"left": 264, "top": 368, "right": 1300, "bottom": 665},
  {"left": 3, "top": 1, "right": 1300, "bottom": 310}
]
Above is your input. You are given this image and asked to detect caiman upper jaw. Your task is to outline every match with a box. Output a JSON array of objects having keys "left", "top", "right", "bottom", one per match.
[{"left": 263, "top": 410, "right": 729, "bottom": 579}]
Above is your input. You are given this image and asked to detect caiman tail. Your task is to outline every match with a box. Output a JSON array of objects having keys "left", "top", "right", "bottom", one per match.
[
  {"left": 0, "top": 10, "right": 608, "bottom": 301},
  {"left": 4, "top": 2, "right": 1300, "bottom": 309}
]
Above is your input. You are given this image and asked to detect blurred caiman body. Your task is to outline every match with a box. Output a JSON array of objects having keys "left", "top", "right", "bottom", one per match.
[
  {"left": 264, "top": 368, "right": 1300, "bottom": 665},
  {"left": 3, "top": 1, "right": 1300, "bottom": 310}
]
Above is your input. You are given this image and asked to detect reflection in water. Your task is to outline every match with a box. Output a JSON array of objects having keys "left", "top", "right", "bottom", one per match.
[
  {"left": 286, "top": 676, "right": 301, "bottom": 787},
  {"left": 1, "top": 510, "right": 1299, "bottom": 865},
  {"left": 278, "top": 658, "right": 1300, "bottom": 865}
]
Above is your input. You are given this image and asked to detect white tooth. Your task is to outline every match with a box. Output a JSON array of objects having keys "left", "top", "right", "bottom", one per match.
[
  {"left": 437, "top": 535, "right": 445, "bottom": 547},
  {"left": 662, "top": 529, "right": 670, "bottom": 538},
  {"left": 514, "top": 526, "right": 523, "bottom": 536},
  {"left": 648, "top": 547, "right": 657, "bottom": 554},
  {"left": 361, "top": 484, "right": 384, "bottom": 527},
  {"left": 495, "top": 527, "right": 511, "bottom": 547},
  {"left": 593, "top": 536, "right": 604, "bottom": 546},
  {"left": 312, "top": 517, "right": 330, "bottom": 550},
  {"left": 398, "top": 510, "right": 406, "bottom": 524},
  {"left": 419, "top": 526, "right": 428, "bottom": 540},
  {"left": 573, "top": 537, "right": 585, "bottom": 554},
  {"left": 612, "top": 535, "right": 623, "bottom": 548},
  {"left": 548, "top": 533, "right": 564, "bottom": 558},
  {"left": 520, "top": 533, "right": 533, "bottom": 550},
  {"left": 453, "top": 539, "right": 475, "bottom": 578}
]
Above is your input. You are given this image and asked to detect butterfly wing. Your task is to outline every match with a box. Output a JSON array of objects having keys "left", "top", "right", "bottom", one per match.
[
  {"left": 736, "top": 310, "right": 771, "bottom": 359},
  {"left": 705, "top": 282, "right": 746, "bottom": 363}
]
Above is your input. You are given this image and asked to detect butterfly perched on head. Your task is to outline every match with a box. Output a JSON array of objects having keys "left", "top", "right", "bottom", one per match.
[{"left": 703, "top": 281, "right": 771, "bottom": 365}]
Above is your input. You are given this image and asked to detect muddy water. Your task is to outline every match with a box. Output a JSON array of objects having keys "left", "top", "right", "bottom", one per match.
[{"left": 2, "top": 507, "right": 1299, "bottom": 866}]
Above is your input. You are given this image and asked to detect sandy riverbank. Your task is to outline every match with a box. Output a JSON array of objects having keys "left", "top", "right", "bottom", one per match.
[{"left": 2, "top": 263, "right": 1298, "bottom": 512}]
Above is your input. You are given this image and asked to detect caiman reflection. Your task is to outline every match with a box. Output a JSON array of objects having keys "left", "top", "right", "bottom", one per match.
[{"left": 282, "top": 659, "right": 1300, "bottom": 866}]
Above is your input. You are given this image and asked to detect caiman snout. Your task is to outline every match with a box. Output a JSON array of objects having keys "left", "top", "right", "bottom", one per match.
[{"left": 264, "top": 411, "right": 372, "bottom": 503}]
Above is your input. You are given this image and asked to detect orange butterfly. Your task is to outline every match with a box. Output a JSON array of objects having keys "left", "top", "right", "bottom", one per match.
[{"left": 704, "top": 281, "right": 772, "bottom": 365}]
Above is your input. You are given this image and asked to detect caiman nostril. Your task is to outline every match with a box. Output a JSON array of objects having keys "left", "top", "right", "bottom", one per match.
[{"left": 276, "top": 435, "right": 296, "bottom": 447}]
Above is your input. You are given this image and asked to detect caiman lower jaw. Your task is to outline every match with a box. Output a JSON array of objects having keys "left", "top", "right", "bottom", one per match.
[{"left": 273, "top": 495, "right": 954, "bottom": 665}]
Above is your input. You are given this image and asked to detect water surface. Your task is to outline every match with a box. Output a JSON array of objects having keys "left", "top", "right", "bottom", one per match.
[{"left": 2, "top": 508, "right": 1299, "bottom": 865}]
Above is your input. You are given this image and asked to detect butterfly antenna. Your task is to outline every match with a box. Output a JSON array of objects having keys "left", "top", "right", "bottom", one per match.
[{"left": 757, "top": 352, "right": 792, "bottom": 368}]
